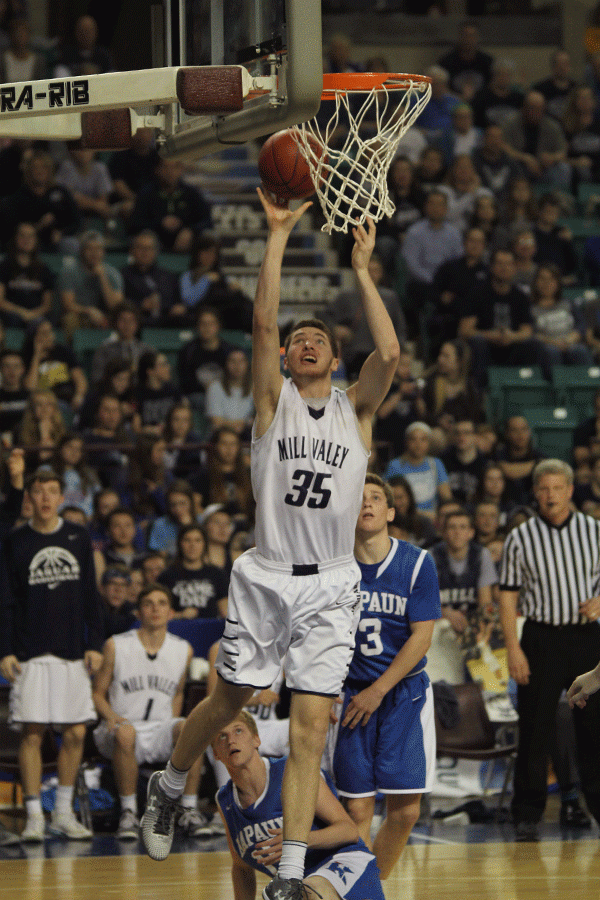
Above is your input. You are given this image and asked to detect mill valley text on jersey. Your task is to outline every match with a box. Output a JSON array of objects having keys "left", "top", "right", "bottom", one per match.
[
  {"left": 0, "top": 79, "right": 90, "bottom": 114},
  {"left": 277, "top": 436, "right": 351, "bottom": 469}
]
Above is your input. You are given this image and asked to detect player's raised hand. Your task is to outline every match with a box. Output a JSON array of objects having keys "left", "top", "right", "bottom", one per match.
[
  {"left": 567, "top": 668, "right": 600, "bottom": 709},
  {"left": 341, "top": 684, "right": 385, "bottom": 729},
  {"left": 0, "top": 655, "right": 21, "bottom": 683},
  {"left": 351, "top": 216, "right": 376, "bottom": 272},
  {"left": 256, "top": 187, "right": 312, "bottom": 234}
]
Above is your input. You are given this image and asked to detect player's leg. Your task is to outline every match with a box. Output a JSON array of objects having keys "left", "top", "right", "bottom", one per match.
[
  {"left": 303, "top": 877, "right": 343, "bottom": 900},
  {"left": 372, "top": 792, "right": 421, "bottom": 879},
  {"left": 52, "top": 722, "right": 93, "bottom": 839},
  {"left": 19, "top": 723, "right": 46, "bottom": 842},
  {"left": 344, "top": 795, "right": 376, "bottom": 849},
  {"left": 171, "top": 719, "right": 221, "bottom": 838},
  {"left": 111, "top": 721, "right": 140, "bottom": 838}
]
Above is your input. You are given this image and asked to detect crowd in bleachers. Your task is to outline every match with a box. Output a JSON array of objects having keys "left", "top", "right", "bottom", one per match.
[{"left": 2, "top": 6, "right": 600, "bottom": 837}]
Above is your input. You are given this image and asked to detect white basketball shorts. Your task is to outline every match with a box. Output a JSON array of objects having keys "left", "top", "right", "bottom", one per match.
[
  {"left": 9, "top": 655, "right": 96, "bottom": 730},
  {"left": 216, "top": 549, "right": 361, "bottom": 695},
  {"left": 93, "top": 718, "right": 185, "bottom": 765}
]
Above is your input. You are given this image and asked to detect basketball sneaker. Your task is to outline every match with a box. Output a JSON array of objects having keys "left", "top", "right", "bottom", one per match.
[
  {"left": 177, "top": 807, "right": 214, "bottom": 838},
  {"left": 20, "top": 814, "right": 46, "bottom": 843},
  {"left": 262, "top": 877, "right": 321, "bottom": 900},
  {"left": 50, "top": 811, "right": 93, "bottom": 840},
  {"left": 141, "top": 770, "right": 180, "bottom": 860},
  {"left": 117, "top": 809, "right": 139, "bottom": 840}
]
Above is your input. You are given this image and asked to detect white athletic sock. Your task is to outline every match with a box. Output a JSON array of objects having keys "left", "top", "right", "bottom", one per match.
[
  {"left": 54, "top": 785, "right": 74, "bottom": 816},
  {"left": 160, "top": 760, "right": 188, "bottom": 800},
  {"left": 278, "top": 841, "right": 307, "bottom": 880},
  {"left": 181, "top": 794, "right": 197, "bottom": 810},
  {"left": 120, "top": 794, "right": 137, "bottom": 814},
  {"left": 25, "top": 796, "right": 42, "bottom": 818}
]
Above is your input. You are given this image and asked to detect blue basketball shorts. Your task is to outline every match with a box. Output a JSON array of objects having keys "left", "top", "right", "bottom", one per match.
[
  {"left": 333, "top": 671, "right": 436, "bottom": 796},
  {"left": 307, "top": 848, "right": 384, "bottom": 900}
]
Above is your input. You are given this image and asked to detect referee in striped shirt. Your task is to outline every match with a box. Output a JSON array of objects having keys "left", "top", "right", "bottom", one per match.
[{"left": 499, "top": 459, "right": 600, "bottom": 842}]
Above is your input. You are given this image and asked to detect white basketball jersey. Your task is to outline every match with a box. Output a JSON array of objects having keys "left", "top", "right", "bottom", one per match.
[
  {"left": 108, "top": 630, "right": 190, "bottom": 723},
  {"left": 251, "top": 378, "right": 369, "bottom": 564}
]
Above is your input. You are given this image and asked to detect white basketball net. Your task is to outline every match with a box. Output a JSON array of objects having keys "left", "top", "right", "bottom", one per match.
[{"left": 292, "top": 77, "right": 432, "bottom": 234}]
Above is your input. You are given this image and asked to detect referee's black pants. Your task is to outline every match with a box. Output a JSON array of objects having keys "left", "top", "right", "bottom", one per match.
[{"left": 513, "top": 619, "right": 600, "bottom": 825}]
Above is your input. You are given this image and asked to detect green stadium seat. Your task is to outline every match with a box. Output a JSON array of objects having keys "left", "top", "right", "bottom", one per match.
[
  {"left": 487, "top": 366, "right": 554, "bottom": 424},
  {"left": 577, "top": 182, "right": 600, "bottom": 215},
  {"left": 550, "top": 365, "right": 600, "bottom": 419},
  {"left": 221, "top": 330, "right": 252, "bottom": 351},
  {"left": 72, "top": 328, "right": 112, "bottom": 376},
  {"left": 140, "top": 328, "right": 195, "bottom": 352},
  {"left": 3, "top": 328, "right": 26, "bottom": 350},
  {"left": 521, "top": 406, "right": 578, "bottom": 462}
]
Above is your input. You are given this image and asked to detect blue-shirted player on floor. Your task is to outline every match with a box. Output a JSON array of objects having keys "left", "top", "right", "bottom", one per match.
[
  {"left": 214, "top": 710, "right": 385, "bottom": 900},
  {"left": 333, "top": 474, "right": 441, "bottom": 879}
]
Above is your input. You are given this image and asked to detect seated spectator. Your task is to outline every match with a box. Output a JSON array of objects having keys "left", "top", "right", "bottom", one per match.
[
  {"left": 574, "top": 452, "right": 600, "bottom": 515},
  {"left": 53, "top": 431, "right": 101, "bottom": 518},
  {"left": 121, "top": 230, "right": 180, "bottom": 324},
  {"left": 438, "top": 20, "right": 493, "bottom": 101},
  {"left": 401, "top": 189, "right": 463, "bottom": 335},
  {"left": 91, "top": 302, "right": 152, "bottom": 386},
  {"left": 134, "top": 350, "right": 179, "bottom": 434},
  {"left": 376, "top": 157, "right": 425, "bottom": 264},
  {"left": 58, "top": 230, "right": 125, "bottom": 337},
  {"left": 56, "top": 148, "right": 115, "bottom": 229},
  {"left": 529, "top": 263, "right": 592, "bottom": 378},
  {"left": 473, "top": 460, "right": 514, "bottom": 525},
  {"left": 563, "top": 85, "right": 600, "bottom": 185},
  {"left": 440, "top": 154, "right": 492, "bottom": 232},
  {"left": 99, "top": 565, "right": 137, "bottom": 639},
  {"left": 147, "top": 480, "right": 200, "bottom": 556},
  {"left": 22, "top": 319, "right": 87, "bottom": 412},
  {"left": 441, "top": 103, "right": 481, "bottom": 165},
  {"left": 469, "top": 193, "right": 504, "bottom": 251},
  {"left": 158, "top": 523, "right": 228, "bottom": 619},
  {"left": 502, "top": 91, "right": 570, "bottom": 190},
  {"left": 0, "top": 349, "right": 29, "bottom": 440},
  {"left": 128, "top": 565, "right": 144, "bottom": 605},
  {"left": 387, "top": 474, "right": 437, "bottom": 547},
  {"left": 193, "top": 426, "right": 253, "bottom": 522},
  {"left": 498, "top": 175, "right": 538, "bottom": 234},
  {"left": 533, "top": 50, "right": 577, "bottom": 123},
  {"left": 92, "top": 584, "right": 209, "bottom": 841},
  {"left": 0, "top": 138, "right": 31, "bottom": 199},
  {"left": 129, "top": 157, "right": 211, "bottom": 253},
  {"left": 374, "top": 348, "right": 422, "bottom": 459},
  {"left": 123, "top": 432, "right": 173, "bottom": 521},
  {"left": 533, "top": 193, "right": 578, "bottom": 283},
  {"left": 472, "top": 123, "right": 522, "bottom": 197},
  {"left": 471, "top": 58, "right": 523, "bottom": 130},
  {"left": 458, "top": 248, "right": 541, "bottom": 389},
  {"left": 511, "top": 228, "right": 538, "bottom": 294},
  {"left": 417, "top": 65, "right": 461, "bottom": 145},
  {"left": 476, "top": 422, "right": 499, "bottom": 458},
  {"left": 419, "top": 340, "right": 485, "bottom": 451},
  {"left": 103, "top": 506, "right": 146, "bottom": 569},
  {"left": 0, "top": 221, "right": 54, "bottom": 328},
  {"left": 415, "top": 145, "right": 447, "bottom": 192},
  {"left": 383, "top": 421, "right": 452, "bottom": 519},
  {"left": 141, "top": 551, "right": 168, "bottom": 585},
  {"left": 0, "top": 16, "right": 46, "bottom": 83},
  {"left": 322, "top": 252, "right": 406, "bottom": 380},
  {"left": 1, "top": 150, "right": 80, "bottom": 252},
  {"left": 201, "top": 503, "right": 235, "bottom": 576},
  {"left": 88, "top": 487, "right": 122, "bottom": 551},
  {"left": 162, "top": 399, "right": 204, "bottom": 479},
  {"left": 494, "top": 415, "right": 545, "bottom": 507},
  {"left": 441, "top": 418, "right": 490, "bottom": 507},
  {"left": 81, "top": 393, "right": 131, "bottom": 488},
  {"left": 430, "top": 227, "right": 488, "bottom": 350},
  {"left": 573, "top": 390, "right": 600, "bottom": 466},
  {"left": 108, "top": 129, "right": 162, "bottom": 219},
  {"left": 172, "top": 234, "right": 253, "bottom": 331},
  {"left": 474, "top": 500, "right": 504, "bottom": 550},
  {"left": 205, "top": 348, "right": 254, "bottom": 440},
  {"left": 78, "top": 360, "right": 136, "bottom": 430},
  {"left": 54, "top": 14, "right": 112, "bottom": 76},
  {"left": 18, "top": 388, "right": 66, "bottom": 465},
  {"left": 177, "top": 307, "right": 232, "bottom": 411}
]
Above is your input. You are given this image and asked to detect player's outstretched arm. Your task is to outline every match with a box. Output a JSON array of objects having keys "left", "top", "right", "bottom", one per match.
[
  {"left": 567, "top": 663, "right": 600, "bottom": 709},
  {"left": 307, "top": 776, "right": 360, "bottom": 852},
  {"left": 346, "top": 218, "right": 400, "bottom": 423},
  {"left": 252, "top": 189, "right": 312, "bottom": 435}
]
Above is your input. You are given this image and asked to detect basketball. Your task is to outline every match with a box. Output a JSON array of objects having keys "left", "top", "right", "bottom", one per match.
[{"left": 258, "top": 130, "right": 323, "bottom": 201}]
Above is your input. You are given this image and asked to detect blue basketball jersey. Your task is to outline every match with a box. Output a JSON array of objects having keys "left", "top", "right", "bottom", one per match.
[
  {"left": 348, "top": 538, "right": 441, "bottom": 681},
  {"left": 216, "top": 757, "right": 367, "bottom": 878}
]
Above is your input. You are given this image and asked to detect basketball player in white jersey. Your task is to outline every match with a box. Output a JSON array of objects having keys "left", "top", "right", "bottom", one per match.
[
  {"left": 142, "top": 189, "right": 400, "bottom": 900},
  {"left": 92, "top": 584, "right": 212, "bottom": 840}
]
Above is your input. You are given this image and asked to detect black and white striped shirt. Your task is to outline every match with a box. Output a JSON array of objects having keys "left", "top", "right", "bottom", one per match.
[{"left": 500, "top": 511, "right": 600, "bottom": 625}]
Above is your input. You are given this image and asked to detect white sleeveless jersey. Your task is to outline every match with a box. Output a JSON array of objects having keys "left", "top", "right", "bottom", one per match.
[
  {"left": 251, "top": 378, "right": 369, "bottom": 565},
  {"left": 108, "top": 630, "right": 190, "bottom": 723}
]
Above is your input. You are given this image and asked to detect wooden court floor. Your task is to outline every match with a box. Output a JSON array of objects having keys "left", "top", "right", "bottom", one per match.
[{"left": 1, "top": 827, "right": 599, "bottom": 900}]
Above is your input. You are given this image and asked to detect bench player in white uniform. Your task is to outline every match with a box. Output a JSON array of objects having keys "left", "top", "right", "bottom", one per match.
[
  {"left": 92, "top": 584, "right": 211, "bottom": 839},
  {"left": 333, "top": 475, "right": 440, "bottom": 879},
  {"left": 213, "top": 711, "right": 385, "bottom": 900},
  {"left": 141, "top": 189, "right": 400, "bottom": 900}
]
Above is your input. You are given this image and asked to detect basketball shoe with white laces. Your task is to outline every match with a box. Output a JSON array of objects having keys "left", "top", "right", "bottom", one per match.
[
  {"left": 141, "top": 771, "right": 180, "bottom": 860},
  {"left": 117, "top": 809, "right": 139, "bottom": 840},
  {"left": 263, "top": 877, "right": 321, "bottom": 900},
  {"left": 50, "top": 811, "right": 93, "bottom": 840},
  {"left": 20, "top": 814, "right": 46, "bottom": 843}
]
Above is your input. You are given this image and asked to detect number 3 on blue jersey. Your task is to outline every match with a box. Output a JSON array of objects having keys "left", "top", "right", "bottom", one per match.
[{"left": 358, "top": 619, "right": 383, "bottom": 656}]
